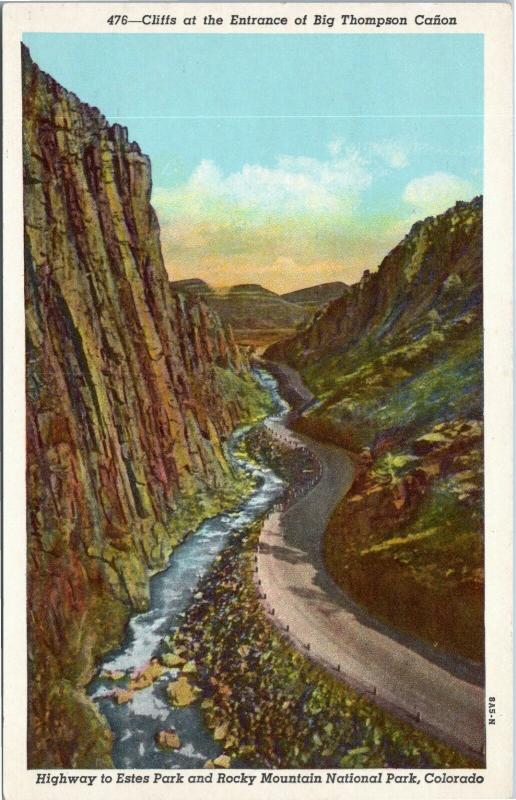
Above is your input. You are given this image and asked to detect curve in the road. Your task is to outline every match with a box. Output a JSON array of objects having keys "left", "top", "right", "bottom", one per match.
[{"left": 255, "top": 363, "right": 485, "bottom": 762}]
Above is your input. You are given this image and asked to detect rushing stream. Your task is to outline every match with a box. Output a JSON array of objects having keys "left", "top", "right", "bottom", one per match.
[{"left": 88, "top": 369, "right": 288, "bottom": 768}]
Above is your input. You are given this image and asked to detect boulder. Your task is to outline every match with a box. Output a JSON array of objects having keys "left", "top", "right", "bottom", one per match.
[
  {"left": 213, "top": 722, "right": 229, "bottom": 741},
  {"left": 112, "top": 689, "right": 134, "bottom": 705},
  {"left": 213, "top": 754, "right": 231, "bottom": 768},
  {"left": 129, "top": 659, "right": 165, "bottom": 690},
  {"left": 166, "top": 676, "right": 199, "bottom": 707},
  {"left": 155, "top": 729, "right": 181, "bottom": 750},
  {"left": 160, "top": 652, "right": 186, "bottom": 668},
  {"left": 100, "top": 669, "right": 125, "bottom": 681}
]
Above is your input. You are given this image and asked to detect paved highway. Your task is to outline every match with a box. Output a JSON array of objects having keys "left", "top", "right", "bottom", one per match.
[{"left": 256, "top": 362, "right": 485, "bottom": 760}]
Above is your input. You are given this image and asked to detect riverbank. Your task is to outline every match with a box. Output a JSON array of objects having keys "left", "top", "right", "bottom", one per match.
[
  {"left": 257, "top": 358, "right": 314, "bottom": 414},
  {"left": 87, "top": 369, "right": 284, "bottom": 768},
  {"left": 168, "top": 429, "right": 475, "bottom": 768}
]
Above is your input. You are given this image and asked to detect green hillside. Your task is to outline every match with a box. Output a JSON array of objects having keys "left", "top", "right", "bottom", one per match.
[{"left": 266, "top": 198, "right": 483, "bottom": 661}]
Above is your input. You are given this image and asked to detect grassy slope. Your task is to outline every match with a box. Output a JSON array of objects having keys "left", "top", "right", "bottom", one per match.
[{"left": 305, "top": 317, "right": 483, "bottom": 660}]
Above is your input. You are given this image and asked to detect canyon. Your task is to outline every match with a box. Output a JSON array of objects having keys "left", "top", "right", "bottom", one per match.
[{"left": 22, "top": 41, "right": 484, "bottom": 770}]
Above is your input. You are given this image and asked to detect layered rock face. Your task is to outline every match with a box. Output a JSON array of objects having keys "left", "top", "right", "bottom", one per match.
[
  {"left": 266, "top": 199, "right": 483, "bottom": 661},
  {"left": 23, "top": 45, "right": 267, "bottom": 767}
]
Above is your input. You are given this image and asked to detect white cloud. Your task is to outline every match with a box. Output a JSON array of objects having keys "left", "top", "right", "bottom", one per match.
[
  {"left": 403, "top": 172, "right": 473, "bottom": 216},
  {"left": 327, "top": 138, "right": 344, "bottom": 157},
  {"left": 152, "top": 149, "right": 477, "bottom": 292},
  {"left": 155, "top": 149, "right": 372, "bottom": 220},
  {"left": 372, "top": 141, "right": 409, "bottom": 169},
  {"left": 188, "top": 159, "right": 223, "bottom": 192}
]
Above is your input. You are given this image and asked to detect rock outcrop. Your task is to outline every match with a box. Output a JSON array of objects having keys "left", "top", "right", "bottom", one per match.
[
  {"left": 267, "top": 198, "right": 482, "bottom": 367},
  {"left": 23, "top": 45, "right": 268, "bottom": 767}
]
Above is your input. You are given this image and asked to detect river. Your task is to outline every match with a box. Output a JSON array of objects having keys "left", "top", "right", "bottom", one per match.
[{"left": 88, "top": 368, "right": 288, "bottom": 768}]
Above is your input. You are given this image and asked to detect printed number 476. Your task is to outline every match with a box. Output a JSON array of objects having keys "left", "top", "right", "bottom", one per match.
[{"left": 107, "top": 15, "right": 128, "bottom": 25}]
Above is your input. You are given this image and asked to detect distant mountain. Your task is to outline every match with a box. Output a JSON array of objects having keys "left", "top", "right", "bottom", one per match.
[
  {"left": 169, "top": 278, "right": 213, "bottom": 296},
  {"left": 266, "top": 197, "right": 484, "bottom": 662},
  {"left": 169, "top": 279, "right": 351, "bottom": 349},
  {"left": 170, "top": 280, "right": 307, "bottom": 331},
  {"left": 282, "top": 281, "right": 348, "bottom": 308}
]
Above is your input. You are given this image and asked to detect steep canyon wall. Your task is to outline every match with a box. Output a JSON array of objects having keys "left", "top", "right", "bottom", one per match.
[{"left": 23, "top": 45, "right": 266, "bottom": 767}]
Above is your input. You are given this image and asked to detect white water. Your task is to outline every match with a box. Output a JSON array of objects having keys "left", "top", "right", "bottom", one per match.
[{"left": 88, "top": 368, "right": 288, "bottom": 768}]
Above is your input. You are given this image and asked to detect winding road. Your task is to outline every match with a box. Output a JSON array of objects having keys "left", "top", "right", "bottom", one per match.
[{"left": 255, "top": 362, "right": 485, "bottom": 761}]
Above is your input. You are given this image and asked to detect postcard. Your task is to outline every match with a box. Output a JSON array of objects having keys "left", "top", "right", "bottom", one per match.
[{"left": 2, "top": 2, "right": 513, "bottom": 797}]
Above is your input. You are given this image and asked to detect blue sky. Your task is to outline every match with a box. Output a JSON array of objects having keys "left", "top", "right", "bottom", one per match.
[{"left": 24, "top": 33, "right": 483, "bottom": 291}]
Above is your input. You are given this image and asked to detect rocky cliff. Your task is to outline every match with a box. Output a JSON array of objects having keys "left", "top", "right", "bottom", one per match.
[
  {"left": 23, "top": 45, "right": 268, "bottom": 767},
  {"left": 266, "top": 199, "right": 484, "bottom": 661},
  {"left": 267, "top": 198, "right": 482, "bottom": 369}
]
